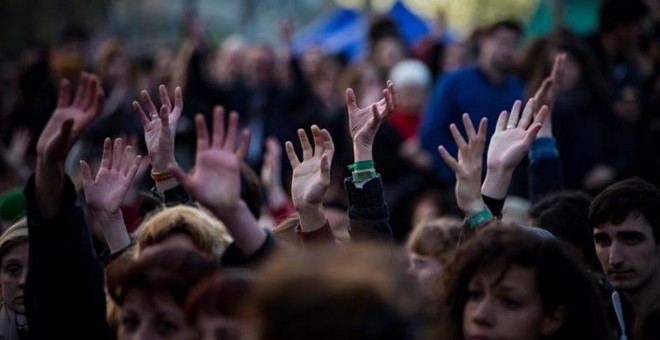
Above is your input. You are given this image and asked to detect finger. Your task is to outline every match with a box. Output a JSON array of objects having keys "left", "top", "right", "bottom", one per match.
[
  {"left": 159, "top": 105, "right": 170, "bottom": 127},
  {"left": 345, "top": 88, "right": 358, "bottom": 110},
  {"left": 122, "top": 145, "right": 136, "bottom": 175},
  {"left": 384, "top": 88, "right": 395, "bottom": 112},
  {"left": 133, "top": 101, "right": 150, "bottom": 126},
  {"left": 141, "top": 90, "right": 158, "bottom": 114},
  {"left": 195, "top": 114, "right": 210, "bottom": 151},
  {"left": 298, "top": 128, "right": 313, "bottom": 160},
  {"left": 507, "top": 100, "right": 522, "bottom": 128},
  {"left": 126, "top": 155, "right": 142, "bottom": 182},
  {"left": 224, "top": 111, "right": 239, "bottom": 151},
  {"left": 534, "top": 78, "right": 552, "bottom": 105},
  {"left": 477, "top": 117, "right": 488, "bottom": 140},
  {"left": 320, "top": 128, "right": 335, "bottom": 154},
  {"left": 524, "top": 123, "right": 543, "bottom": 145},
  {"left": 173, "top": 86, "right": 184, "bottom": 120},
  {"left": 158, "top": 84, "right": 172, "bottom": 111},
  {"left": 57, "top": 79, "right": 71, "bottom": 108},
  {"left": 212, "top": 107, "right": 226, "bottom": 148},
  {"left": 550, "top": 53, "right": 564, "bottom": 81},
  {"left": 235, "top": 129, "right": 250, "bottom": 161},
  {"left": 72, "top": 72, "right": 88, "bottom": 107},
  {"left": 320, "top": 153, "right": 331, "bottom": 183},
  {"left": 388, "top": 80, "right": 399, "bottom": 107},
  {"left": 519, "top": 98, "right": 535, "bottom": 129},
  {"left": 84, "top": 75, "right": 99, "bottom": 112},
  {"left": 112, "top": 138, "right": 125, "bottom": 171},
  {"left": 449, "top": 123, "right": 467, "bottom": 150},
  {"left": 462, "top": 113, "right": 477, "bottom": 140},
  {"left": 533, "top": 105, "right": 549, "bottom": 126},
  {"left": 495, "top": 110, "right": 508, "bottom": 132},
  {"left": 311, "top": 125, "right": 324, "bottom": 156},
  {"left": 367, "top": 104, "right": 381, "bottom": 129},
  {"left": 438, "top": 146, "right": 459, "bottom": 172},
  {"left": 80, "top": 160, "right": 93, "bottom": 187},
  {"left": 100, "top": 137, "right": 112, "bottom": 169},
  {"left": 284, "top": 141, "right": 300, "bottom": 168}
]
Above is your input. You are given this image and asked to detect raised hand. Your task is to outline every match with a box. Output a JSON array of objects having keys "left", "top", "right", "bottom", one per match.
[
  {"left": 438, "top": 114, "right": 488, "bottom": 215},
  {"left": 80, "top": 138, "right": 142, "bottom": 213},
  {"left": 286, "top": 126, "right": 334, "bottom": 210},
  {"left": 170, "top": 106, "right": 250, "bottom": 211},
  {"left": 346, "top": 80, "right": 398, "bottom": 161},
  {"left": 481, "top": 99, "right": 548, "bottom": 200},
  {"left": 486, "top": 99, "right": 548, "bottom": 171},
  {"left": 261, "top": 137, "right": 283, "bottom": 191},
  {"left": 533, "top": 53, "right": 565, "bottom": 137},
  {"left": 37, "top": 73, "right": 103, "bottom": 163},
  {"left": 133, "top": 85, "right": 183, "bottom": 172}
]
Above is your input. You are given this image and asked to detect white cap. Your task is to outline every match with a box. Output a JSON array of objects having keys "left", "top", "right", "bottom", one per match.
[{"left": 388, "top": 59, "right": 431, "bottom": 88}]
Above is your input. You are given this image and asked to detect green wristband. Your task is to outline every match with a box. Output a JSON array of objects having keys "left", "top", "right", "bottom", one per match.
[
  {"left": 466, "top": 206, "right": 494, "bottom": 229},
  {"left": 348, "top": 160, "right": 375, "bottom": 171}
]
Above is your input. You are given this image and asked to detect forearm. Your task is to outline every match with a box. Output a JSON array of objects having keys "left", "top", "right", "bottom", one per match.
[
  {"left": 88, "top": 209, "right": 131, "bottom": 254},
  {"left": 481, "top": 167, "right": 513, "bottom": 200},
  {"left": 35, "top": 158, "right": 65, "bottom": 219},
  {"left": 212, "top": 200, "right": 267, "bottom": 256}
]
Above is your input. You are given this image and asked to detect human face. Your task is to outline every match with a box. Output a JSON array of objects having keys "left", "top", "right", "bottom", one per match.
[
  {"left": 593, "top": 213, "right": 660, "bottom": 291},
  {"left": 197, "top": 314, "right": 248, "bottom": 340},
  {"left": 409, "top": 252, "right": 443, "bottom": 285},
  {"left": 481, "top": 28, "right": 520, "bottom": 73},
  {"left": 463, "top": 265, "right": 562, "bottom": 340},
  {"left": 0, "top": 243, "right": 28, "bottom": 314},
  {"left": 118, "top": 290, "right": 195, "bottom": 340}
]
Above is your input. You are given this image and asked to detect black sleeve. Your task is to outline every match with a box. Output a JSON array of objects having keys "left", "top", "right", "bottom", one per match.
[
  {"left": 528, "top": 138, "right": 564, "bottom": 204},
  {"left": 24, "top": 175, "right": 114, "bottom": 339},
  {"left": 220, "top": 231, "right": 278, "bottom": 268},
  {"left": 151, "top": 184, "right": 195, "bottom": 207},
  {"left": 344, "top": 176, "right": 393, "bottom": 242},
  {"left": 483, "top": 195, "right": 505, "bottom": 218}
]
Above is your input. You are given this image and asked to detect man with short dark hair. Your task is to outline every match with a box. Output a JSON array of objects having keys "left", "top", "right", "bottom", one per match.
[
  {"left": 421, "top": 20, "right": 525, "bottom": 183},
  {"left": 589, "top": 177, "right": 660, "bottom": 338}
]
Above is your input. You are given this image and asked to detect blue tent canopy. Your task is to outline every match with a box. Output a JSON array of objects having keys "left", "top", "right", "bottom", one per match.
[{"left": 292, "top": 1, "right": 436, "bottom": 62}]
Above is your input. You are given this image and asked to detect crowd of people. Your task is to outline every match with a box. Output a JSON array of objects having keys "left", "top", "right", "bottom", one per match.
[{"left": 0, "top": 0, "right": 659, "bottom": 338}]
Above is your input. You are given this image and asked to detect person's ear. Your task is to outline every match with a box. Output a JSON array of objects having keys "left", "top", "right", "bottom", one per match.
[{"left": 541, "top": 305, "right": 566, "bottom": 336}]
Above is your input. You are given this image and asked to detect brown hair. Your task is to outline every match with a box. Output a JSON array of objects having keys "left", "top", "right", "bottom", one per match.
[
  {"left": 272, "top": 215, "right": 301, "bottom": 247},
  {"left": 106, "top": 248, "right": 219, "bottom": 307},
  {"left": 247, "top": 245, "right": 431, "bottom": 340},
  {"left": 136, "top": 205, "right": 232, "bottom": 261},
  {"left": 406, "top": 217, "right": 461, "bottom": 262},
  {"left": 439, "top": 226, "right": 608, "bottom": 340},
  {"left": 185, "top": 270, "right": 253, "bottom": 323}
]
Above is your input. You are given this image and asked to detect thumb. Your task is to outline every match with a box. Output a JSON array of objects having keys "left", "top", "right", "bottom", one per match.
[{"left": 79, "top": 160, "right": 94, "bottom": 188}]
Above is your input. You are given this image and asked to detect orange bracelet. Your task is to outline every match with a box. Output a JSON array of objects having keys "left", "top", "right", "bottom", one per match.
[{"left": 151, "top": 170, "right": 175, "bottom": 182}]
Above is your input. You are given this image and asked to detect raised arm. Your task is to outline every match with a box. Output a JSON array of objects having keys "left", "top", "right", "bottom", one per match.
[
  {"left": 28, "top": 73, "right": 113, "bottom": 338},
  {"left": 344, "top": 81, "right": 397, "bottom": 242},
  {"left": 80, "top": 138, "right": 142, "bottom": 254},
  {"left": 528, "top": 54, "right": 566, "bottom": 203},
  {"left": 480, "top": 98, "right": 548, "bottom": 213},
  {"left": 285, "top": 125, "right": 336, "bottom": 242},
  {"left": 261, "top": 137, "right": 295, "bottom": 225},
  {"left": 133, "top": 85, "right": 192, "bottom": 205},
  {"left": 170, "top": 107, "right": 267, "bottom": 256}
]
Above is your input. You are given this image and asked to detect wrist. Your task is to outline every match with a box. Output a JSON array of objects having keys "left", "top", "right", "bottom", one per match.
[
  {"left": 460, "top": 199, "right": 487, "bottom": 217},
  {"left": 151, "top": 157, "right": 176, "bottom": 173},
  {"left": 482, "top": 169, "right": 513, "bottom": 200},
  {"left": 296, "top": 204, "right": 326, "bottom": 232},
  {"left": 353, "top": 144, "right": 373, "bottom": 162}
]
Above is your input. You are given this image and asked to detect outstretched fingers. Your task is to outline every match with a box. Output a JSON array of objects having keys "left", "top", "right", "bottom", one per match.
[
  {"left": 285, "top": 141, "right": 300, "bottom": 168},
  {"left": 79, "top": 160, "right": 94, "bottom": 187},
  {"left": 224, "top": 111, "right": 239, "bottom": 151},
  {"left": 297, "top": 128, "right": 313, "bottom": 160},
  {"left": 449, "top": 123, "right": 467, "bottom": 150},
  {"left": 495, "top": 110, "right": 509, "bottom": 132},
  {"left": 438, "top": 146, "right": 459, "bottom": 172},
  {"left": 345, "top": 88, "right": 358, "bottom": 111},
  {"left": 158, "top": 84, "right": 172, "bottom": 112},
  {"left": 519, "top": 98, "right": 536, "bottom": 129},
  {"left": 507, "top": 100, "right": 522, "bottom": 128},
  {"left": 195, "top": 114, "right": 210, "bottom": 152}
]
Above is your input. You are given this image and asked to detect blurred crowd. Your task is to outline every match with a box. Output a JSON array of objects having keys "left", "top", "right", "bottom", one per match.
[{"left": 0, "top": 0, "right": 660, "bottom": 339}]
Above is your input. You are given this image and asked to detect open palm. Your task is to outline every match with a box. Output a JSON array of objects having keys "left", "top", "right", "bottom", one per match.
[
  {"left": 171, "top": 107, "right": 250, "bottom": 210},
  {"left": 133, "top": 85, "right": 183, "bottom": 171},
  {"left": 81, "top": 138, "right": 142, "bottom": 213},
  {"left": 487, "top": 99, "right": 547, "bottom": 171},
  {"left": 37, "top": 73, "right": 103, "bottom": 162},
  {"left": 286, "top": 125, "right": 335, "bottom": 209},
  {"left": 346, "top": 80, "right": 397, "bottom": 150}
]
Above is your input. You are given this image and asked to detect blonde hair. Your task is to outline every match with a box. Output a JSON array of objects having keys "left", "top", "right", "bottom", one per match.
[
  {"left": 0, "top": 218, "right": 28, "bottom": 262},
  {"left": 135, "top": 205, "right": 232, "bottom": 261},
  {"left": 406, "top": 216, "right": 462, "bottom": 261},
  {"left": 0, "top": 218, "right": 29, "bottom": 304}
]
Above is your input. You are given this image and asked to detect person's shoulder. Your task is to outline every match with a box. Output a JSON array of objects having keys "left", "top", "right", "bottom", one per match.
[{"left": 435, "top": 65, "right": 479, "bottom": 88}]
